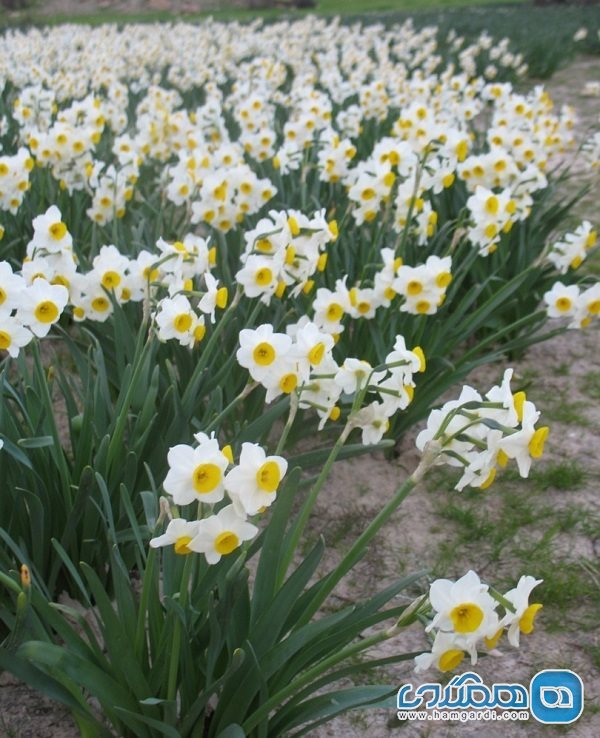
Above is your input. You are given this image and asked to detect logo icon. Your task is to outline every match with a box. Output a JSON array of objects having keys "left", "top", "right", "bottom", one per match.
[{"left": 530, "top": 670, "right": 584, "bottom": 724}]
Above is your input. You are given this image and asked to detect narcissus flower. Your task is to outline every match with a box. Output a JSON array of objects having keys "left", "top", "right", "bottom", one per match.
[
  {"left": 225, "top": 442, "right": 288, "bottom": 515},
  {"left": 149, "top": 518, "right": 201, "bottom": 555},
  {"left": 501, "top": 575, "right": 543, "bottom": 646},
  {"left": 29, "top": 205, "right": 73, "bottom": 254},
  {"left": 414, "top": 630, "right": 472, "bottom": 673},
  {"left": 188, "top": 504, "right": 258, "bottom": 564},
  {"left": 18, "top": 279, "right": 68, "bottom": 337},
  {"left": 163, "top": 436, "right": 230, "bottom": 505},
  {"left": 0, "top": 314, "right": 33, "bottom": 357},
  {"left": 237, "top": 323, "right": 292, "bottom": 383},
  {"left": 427, "top": 570, "right": 498, "bottom": 639}
]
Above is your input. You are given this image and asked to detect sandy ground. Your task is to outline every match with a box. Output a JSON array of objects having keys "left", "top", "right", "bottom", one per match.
[{"left": 0, "top": 54, "right": 599, "bottom": 738}]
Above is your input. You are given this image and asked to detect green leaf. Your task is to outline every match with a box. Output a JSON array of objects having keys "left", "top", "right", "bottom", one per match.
[
  {"left": 275, "top": 685, "right": 396, "bottom": 736},
  {"left": 18, "top": 435, "right": 54, "bottom": 448},
  {"left": 216, "top": 725, "right": 246, "bottom": 738}
]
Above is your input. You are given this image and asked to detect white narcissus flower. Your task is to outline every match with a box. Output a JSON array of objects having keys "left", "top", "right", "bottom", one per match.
[
  {"left": 236, "top": 323, "right": 292, "bottom": 383},
  {"left": 0, "top": 261, "right": 27, "bottom": 314},
  {"left": 427, "top": 570, "right": 499, "bottom": 640},
  {"left": 189, "top": 504, "right": 258, "bottom": 564},
  {"left": 149, "top": 518, "right": 201, "bottom": 555},
  {"left": 0, "top": 314, "right": 33, "bottom": 357},
  {"left": 414, "top": 630, "right": 473, "bottom": 674},
  {"left": 334, "top": 358, "right": 380, "bottom": 395},
  {"left": 351, "top": 401, "right": 392, "bottom": 445},
  {"left": 224, "top": 442, "right": 288, "bottom": 516},
  {"left": 17, "top": 279, "right": 69, "bottom": 337},
  {"left": 292, "top": 321, "right": 335, "bottom": 371},
  {"left": 198, "top": 272, "right": 227, "bottom": 323},
  {"left": 236, "top": 253, "right": 282, "bottom": 302},
  {"left": 154, "top": 295, "right": 200, "bottom": 347},
  {"left": 543, "top": 282, "right": 580, "bottom": 318},
  {"left": 484, "top": 367, "right": 519, "bottom": 427},
  {"left": 498, "top": 400, "right": 548, "bottom": 477},
  {"left": 501, "top": 575, "right": 543, "bottom": 647},
  {"left": 163, "top": 437, "right": 230, "bottom": 505},
  {"left": 29, "top": 205, "right": 73, "bottom": 254}
]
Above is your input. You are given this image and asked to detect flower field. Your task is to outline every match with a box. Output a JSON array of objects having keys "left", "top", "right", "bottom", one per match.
[{"left": 0, "top": 9, "right": 598, "bottom": 737}]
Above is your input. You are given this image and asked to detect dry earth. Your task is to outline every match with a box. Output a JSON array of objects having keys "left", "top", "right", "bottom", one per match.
[{"left": 0, "top": 54, "right": 599, "bottom": 738}]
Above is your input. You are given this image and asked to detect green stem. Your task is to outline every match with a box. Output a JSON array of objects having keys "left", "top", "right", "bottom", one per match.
[
  {"left": 277, "top": 421, "right": 352, "bottom": 588},
  {"left": 181, "top": 287, "right": 243, "bottom": 407},
  {"left": 205, "top": 382, "right": 258, "bottom": 434},
  {"left": 275, "top": 391, "right": 298, "bottom": 456},
  {"left": 296, "top": 469, "right": 421, "bottom": 628}
]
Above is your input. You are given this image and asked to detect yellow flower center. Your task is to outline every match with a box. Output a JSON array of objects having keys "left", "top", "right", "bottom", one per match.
[
  {"left": 101, "top": 271, "right": 121, "bottom": 289},
  {"left": 194, "top": 324, "right": 206, "bottom": 343},
  {"left": 255, "top": 267, "right": 273, "bottom": 286},
  {"left": 528, "top": 426, "right": 549, "bottom": 458},
  {"left": 519, "top": 603, "right": 543, "bottom": 634},
  {"left": 0, "top": 330, "right": 12, "bottom": 350},
  {"left": 256, "top": 460, "right": 281, "bottom": 493},
  {"left": 287, "top": 216, "right": 300, "bottom": 236},
  {"left": 484, "top": 223, "right": 498, "bottom": 240},
  {"left": 308, "top": 342, "right": 326, "bottom": 366},
  {"left": 435, "top": 272, "right": 452, "bottom": 289},
  {"left": 49, "top": 222, "right": 67, "bottom": 240},
  {"left": 253, "top": 341, "right": 276, "bottom": 366},
  {"left": 479, "top": 467, "right": 496, "bottom": 490},
  {"left": 485, "top": 196, "right": 499, "bottom": 215},
  {"left": 361, "top": 187, "right": 376, "bottom": 200},
  {"left": 438, "top": 649, "right": 465, "bottom": 672},
  {"left": 587, "top": 299, "right": 600, "bottom": 315},
  {"left": 192, "top": 463, "right": 222, "bottom": 494},
  {"left": 443, "top": 173, "right": 455, "bottom": 188},
  {"left": 214, "top": 530, "right": 240, "bottom": 556},
  {"left": 256, "top": 238, "right": 272, "bottom": 253},
  {"left": 412, "top": 346, "right": 426, "bottom": 372},
  {"left": 450, "top": 602, "right": 484, "bottom": 633},
  {"left": 513, "top": 391, "right": 526, "bottom": 422},
  {"left": 555, "top": 297, "right": 572, "bottom": 312},
  {"left": 279, "top": 373, "right": 297, "bottom": 394},
  {"left": 415, "top": 300, "right": 431, "bottom": 314},
  {"left": 216, "top": 287, "right": 228, "bottom": 309},
  {"left": 484, "top": 628, "right": 504, "bottom": 650},
  {"left": 497, "top": 449, "right": 509, "bottom": 467},
  {"left": 174, "top": 536, "right": 194, "bottom": 555},
  {"left": 91, "top": 297, "right": 110, "bottom": 313},
  {"left": 34, "top": 300, "right": 59, "bottom": 323},
  {"left": 0, "top": 287, "right": 6, "bottom": 305},
  {"left": 406, "top": 280, "right": 422, "bottom": 296},
  {"left": 324, "top": 303, "right": 344, "bottom": 323},
  {"left": 174, "top": 313, "right": 193, "bottom": 333}
]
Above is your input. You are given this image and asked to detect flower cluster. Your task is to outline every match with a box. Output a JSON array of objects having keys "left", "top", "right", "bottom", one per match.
[
  {"left": 237, "top": 210, "right": 337, "bottom": 302},
  {"left": 237, "top": 324, "right": 425, "bottom": 442},
  {"left": 417, "top": 368, "right": 549, "bottom": 489},
  {"left": 415, "top": 570, "right": 543, "bottom": 673},
  {"left": 547, "top": 221, "right": 597, "bottom": 274},
  {"left": 544, "top": 281, "right": 600, "bottom": 329},
  {"left": 150, "top": 433, "right": 288, "bottom": 564}
]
